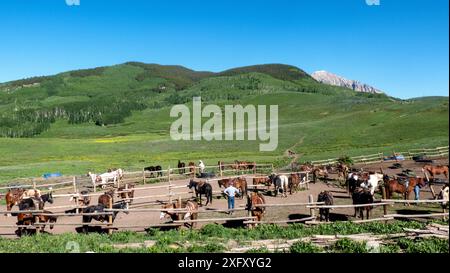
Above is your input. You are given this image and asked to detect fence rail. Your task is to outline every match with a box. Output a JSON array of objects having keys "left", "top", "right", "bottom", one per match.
[{"left": 310, "top": 146, "right": 449, "bottom": 166}]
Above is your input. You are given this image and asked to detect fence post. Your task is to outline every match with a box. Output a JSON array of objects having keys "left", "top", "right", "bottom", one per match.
[
  {"left": 32, "top": 179, "right": 36, "bottom": 190},
  {"left": 72, "top": 176, "right": 77, "bottom": 193},
  {"left": 108, "top": 197, "right": 113, "bottom": 235},
  {"left": 168, "top": 166, "right": 172, "bottom": 204},
  {"left": 34, "top": 214, "right": 40, "bottom": 234},
  {"left": 382, "top": 186, "right": 388, "bottom": 223},
  {"left": 308, "top": 194, "right": 315, "bottom": 220},
  {"left": 142, "top": 168, "right": 146, "bottom": 184},
  {"left": 125, "top": 183, "right": 129, "bottom": 209}
]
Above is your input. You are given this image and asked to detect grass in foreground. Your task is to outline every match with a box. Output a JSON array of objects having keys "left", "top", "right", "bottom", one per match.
[{"left": 0, "top": 221, "right": 447, "bottom": 253}]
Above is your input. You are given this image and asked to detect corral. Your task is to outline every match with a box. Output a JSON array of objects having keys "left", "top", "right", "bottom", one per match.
[{"left": 0, "top": 148, "right": 448, "bottom": 239}]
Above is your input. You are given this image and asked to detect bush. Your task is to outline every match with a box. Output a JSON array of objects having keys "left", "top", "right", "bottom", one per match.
[
  {"left": 332, "top": 238, "right": 368, "bottom": 253},
  {"left": 290, "top": 241, "right": 321, "bottom": 253}
]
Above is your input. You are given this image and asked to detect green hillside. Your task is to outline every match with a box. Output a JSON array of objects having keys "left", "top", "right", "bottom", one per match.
[{"left": 0, "top": 63, "right": 448, "bottom": 182}]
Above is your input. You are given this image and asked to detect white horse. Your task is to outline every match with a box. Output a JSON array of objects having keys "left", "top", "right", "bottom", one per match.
[
  {"left": 88, "top": 169, "right": 123, "bottom": 189},
  {"left": 366, "top": 173, "right": 384, "bottom": 196},
  {"left": 270, "top": 174, "right": 289, "bottom": 198}
]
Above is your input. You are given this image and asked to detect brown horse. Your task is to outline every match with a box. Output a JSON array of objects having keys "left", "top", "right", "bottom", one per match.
[
  {"left": 231, "top": 177, "right": 247, "bottom": 198},
  {"left": 317, "top": 191, "right": 334, "bottom": 222},
  {"left": 247, "top": 192, "right": 265, "bottom": 227},
  {"left": 188, "top": 162, "right": 196, "bottom": 177},
  {"left": 422, "top": 164, "right": 448, "bottom": 180},
  {"left": 5, "top": 188, "right": 26, "bottom": 215},
  {"left": 383, "top": 175, "right": 427, "bottom": 201},
  {"left": 312, "top": 166, "right": 329, "bottom": 183},
  {"left": 98, "top": 190, "right": 115, "bottom": 207},
  {"left": 252, "top": 176, "right": 271, "bottom": 190},
  {"left": 288, "top": 173, "right": 301, "bottom": 194},
  {"left": 160, "top": 199, "right": 198, "bottom": 229},
  {"left": 117, "top": 184, "right": 135, "bottom": 203},
  {"left": 337, "top": 163, "right": 349, "bottom": 181}
]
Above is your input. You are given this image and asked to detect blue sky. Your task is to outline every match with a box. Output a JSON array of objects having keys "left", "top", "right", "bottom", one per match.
[{"left": 0, "top": 0, "right": 448, "bottom": 99}]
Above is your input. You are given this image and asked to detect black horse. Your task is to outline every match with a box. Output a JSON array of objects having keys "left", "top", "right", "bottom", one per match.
[
  {"left": 66, "top": 201, "right": 128, "bottom": 233},
  {"left": 187, "top": 180, "right": 212, "bottom": 206},
  {"left": 144, "top": 165, "right": 163, "bottom": 177},
  {"left": 352, "top": 187, "right": 374, "bottom": 219}
]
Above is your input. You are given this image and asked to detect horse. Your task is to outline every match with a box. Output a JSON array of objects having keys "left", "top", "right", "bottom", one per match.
[
  {"left": 98, "top": 190, "right": 115, "bottom": 207},
  {"left": 160, "top": 199, "right": 199, "bottom": 229},
  {"left": 299, "top": 163, "right": 313, "bottom": 172},
  {"left": 117, "top": 184, "right": 135, "bottom": 202},
  {"left": 252, "top": 176, "right": 272, "bottom": 191},
  {"left": 288, "top": 173, "right": 301, "bottom": 194},
  {"left": 366, "top": 173, "right": 384, "bottom": 196},
  {"left": 78, "top": 201, "right": 128, "bottom": 233},
  {"left": 144, "top": 166, "right": 163, "bottom": 178},
  {"left": 218, "top": 161, "right": 225, "bottom": 171},
  {"left": 317, "top": 191, "right": 334, "bottom": 222},
  {"left": 246, "top": 192, "right": 266, "bottom": 227},
  {"left": 269, "top": 174, "right": 288, "bottom": 197},
  {"left": 312, "top": 166, "right": 328, "bottom": 183},
  {"left": 422, "top": 164, "right": 448, "bottom": 180},
  {"left": 352, "top": 187, "right": 374, "bottom": 219},
  {"left": 15, "top": 193, "right": 55, "bottom": 235},
  {"left": 337, "top": 163, "right": 349, "bottom": 181},
  {"left": 5, "top": 188, "right": 26, "bottom": 215},
  {"left": 187, "top": 162, "right": 196, "bottom": 177},
  {"left": 347, "top": 173, "right": 362, "bottom": 194},
  {"left": 70, "top": 190, "right": 91, "bottom": 206},
  {"left": 178, "top": 160, "right": 186, "bottom": 174},
  {"left": 87, "top": 171, "right": 118, "bottom": 188},
  {"left": 438, "top": 184, "right": 449, "bottom": 219},
  {"left": 187, "top": 180, "right": 213, "bottom": 206},
  {"left": 383, "top": 175, "right": 427, "bottom": 202},
  {"left": 218, "top": 178, "right": 232, "bottom": 189}
]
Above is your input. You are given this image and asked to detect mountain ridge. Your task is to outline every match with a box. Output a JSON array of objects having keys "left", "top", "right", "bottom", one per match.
[{"left": 311, "top": 70, "right": 384, "bottom": 94}]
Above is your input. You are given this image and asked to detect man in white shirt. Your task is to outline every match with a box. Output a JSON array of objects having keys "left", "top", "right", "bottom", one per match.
[
  {"left": 224, "top": 183, "right": 240, "bottom": 214},
  {"left": 198, "top": 160, "right": 205, "bottom": 174}
]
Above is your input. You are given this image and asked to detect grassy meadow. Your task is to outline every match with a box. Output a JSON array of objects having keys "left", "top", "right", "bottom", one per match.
[{"left": 0, "top": 63, "right": 448, "bottom": 183}]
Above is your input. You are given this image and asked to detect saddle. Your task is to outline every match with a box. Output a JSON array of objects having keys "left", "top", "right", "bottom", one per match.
[{"left": 397, "top": 176, "right": 410, "bottom": 188}]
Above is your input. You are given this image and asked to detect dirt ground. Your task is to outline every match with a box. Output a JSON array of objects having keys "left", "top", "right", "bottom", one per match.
[{"left": 0, "top": 158, "right": 448, "bottom": 238}]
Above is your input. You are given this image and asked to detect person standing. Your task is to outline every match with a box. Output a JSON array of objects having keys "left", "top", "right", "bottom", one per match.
[
  {"left": 224, "top": 183, "right": 240, "bottom": 214},
  {"left": 198, "top": 160, "right": 205, "bottom": 174}
]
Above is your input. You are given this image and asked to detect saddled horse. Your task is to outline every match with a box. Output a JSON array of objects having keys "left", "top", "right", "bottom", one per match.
[
  {"left": 422, "top": 164, "right": 448, "bottom": 180},
  {"left": 246, "top": 192, "right": 266, "bottom": 227},
  {"left": 383, "top": 175, "right": 427, "bottom": 202},
  {"left": 187, "top": 180, "right": 213, "bottom": 206},
  {"left": 317, "top": 191, "right": 334, "bottom": 222},
  {"left": 160, "top": 199, "right": 199, "bottom": 229},
  {"left": 178, "top": 160, "right": 186, "bottom": 174},
  {"left": 269, "top": 174, "right": 288, "bottom": 197}
]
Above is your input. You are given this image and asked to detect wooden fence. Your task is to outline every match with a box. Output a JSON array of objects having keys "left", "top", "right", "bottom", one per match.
[{"left": 310, "top": 146, "right": 449, "bottom": 166}]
